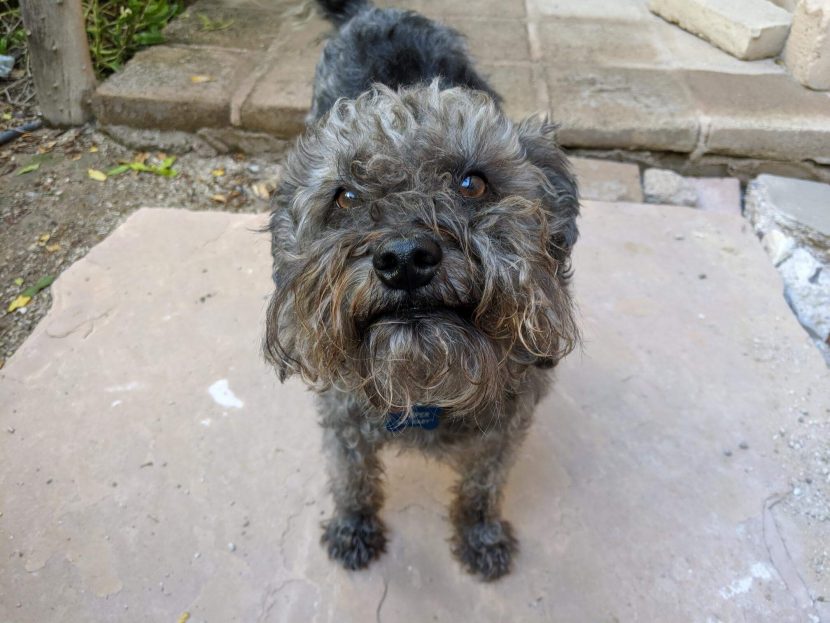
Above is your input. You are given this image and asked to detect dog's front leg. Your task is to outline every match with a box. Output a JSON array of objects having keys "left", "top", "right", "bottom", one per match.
[
  {"left": 449, "top": 431, "right": 521, "bottom": 581},
  {"left": 320, "top": 423, "right": 387, "bottom": 570}
]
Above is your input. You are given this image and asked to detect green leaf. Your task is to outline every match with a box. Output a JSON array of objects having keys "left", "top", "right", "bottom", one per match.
[
  {"left": 160, "top": 155, "right": 177, "bottom": 169},
  {"left": 20, "top": 275, "right": 55, "bottom": 298},
  {"left": 15, "top": 163, "right": 40, "bottom": 176},
  {"left": 107, "top": 164, "right": 131, "bottom": 176}
]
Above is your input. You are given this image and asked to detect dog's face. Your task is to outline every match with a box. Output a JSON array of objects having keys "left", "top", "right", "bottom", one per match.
[{"left": 266, "top": 83, "right": 579, "bottom": 415}]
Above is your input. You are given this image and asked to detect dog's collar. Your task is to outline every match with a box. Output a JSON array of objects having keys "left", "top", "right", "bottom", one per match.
[{"left": 385, "top": 405, "right": 443, "bottom": 432}]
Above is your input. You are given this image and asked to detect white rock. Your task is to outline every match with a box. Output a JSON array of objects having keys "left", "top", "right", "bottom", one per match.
[
  {"left": 649, "top": 0, "right": 792, "bottom": 60},
  {"left": 643, "top": 168, "right": 698, "bottom": 207},
  {"left": 745, "top": 174, "right": 830, "bottom": 264},
  {"left": 784, "top": 0, "right": 830, "bottom": 91},
  {"left": 762, "top": 229, "right": 796, "bottom": 266},
  {"left": 779, "top": 249, "right": 830, "bottom": 342}
]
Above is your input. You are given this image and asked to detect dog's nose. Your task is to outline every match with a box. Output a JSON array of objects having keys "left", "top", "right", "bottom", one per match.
[{"left": 373, "top": 236, "right": 442, "bottom": 291}]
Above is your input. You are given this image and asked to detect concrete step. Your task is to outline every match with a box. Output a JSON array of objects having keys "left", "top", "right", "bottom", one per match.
[
  {"left": 1, "top": 203, "right": 827, "bottom": 621},
  {"left": 90, "top": 0, "right": 830, "bottom": 175}
]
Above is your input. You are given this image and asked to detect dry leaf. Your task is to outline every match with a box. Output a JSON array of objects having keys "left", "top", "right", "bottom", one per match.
[
  {"left": 177, "top": 613, "right": 191, "bottom": 623},
  {"left": 88, "top": 169, "right": 107, "bottom": 182},
  {"left": 38, "top": 233, "right": 50, "bottom": 244},
  {"left": 251, "top": 182, "right": 273, "bottom": 200},
  {"left": 7, "top": 295, "right": 31, "bottom": 313},
  {"left": 89, "top": 145, "right": 99, "bottom": 153},
  {"left": 45, "top": 243, "right": 61, "bottom": 253},
  {"left": 211, "top": 194, "right": 227, "bottom": 203},
  {"left": 211, "top": 168, "right": 225, "bottom": 177},
  {"left": 37, "top": 141, "right": 57, "bottom": 155},
  {"left": 190, "top": 75, "right": 214, "bottom": 84},
  {"left": 70, "top": 153, "right": 82, "bottom": 161}
]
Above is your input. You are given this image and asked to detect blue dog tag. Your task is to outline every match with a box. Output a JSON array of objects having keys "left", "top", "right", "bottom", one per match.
[{"left": 385, "top": 405, "right": 442, "bottom": 432}]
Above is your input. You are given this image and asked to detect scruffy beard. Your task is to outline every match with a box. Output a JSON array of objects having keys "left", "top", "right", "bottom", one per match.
[{"left": 355, "top": 310, "right": 506, "bottom": 416}]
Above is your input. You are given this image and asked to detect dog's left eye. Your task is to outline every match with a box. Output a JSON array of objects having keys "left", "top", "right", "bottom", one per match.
[
  {"left": 335, "top": 188, "right": 359, "bottom": 209},
  {"left": 459, "top": 174, "right": 487, "bottom": 199}
]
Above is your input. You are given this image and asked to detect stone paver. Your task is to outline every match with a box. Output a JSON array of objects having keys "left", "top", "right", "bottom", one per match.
[
  {"left": 691, "top": 176, "right": 742, "bottom": 214},
  {"left": 90, "top": 0, "right": 830, "bottom": 172},
  {"left": 93, "top": 45, "right": 257, "bottom": 132},
  {"left": 547, "top": 66, "right": 699, "bottom": 151},
  {"left": 648, "top": 0, "right": 792, "bottom": 60},
  {"left": 570, "top": 157, "right": 644, "bottom": 202},
  {"left": 1, "top": 205, "right": 828, "bottom": 622}
]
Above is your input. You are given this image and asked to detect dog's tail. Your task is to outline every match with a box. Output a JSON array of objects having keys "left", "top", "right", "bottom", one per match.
[{"left": 314, "top": 0, "right": 370, "bottom": 26}]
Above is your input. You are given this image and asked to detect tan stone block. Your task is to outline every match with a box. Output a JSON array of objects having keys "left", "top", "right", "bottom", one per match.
[
  {"left": 377, "top": 0, "right": 526, "bottom": 19},
  {"left": 784, "top": 0, "right": 830, "bottom": 91},
  {"left": 92, "top": 46, "right": 257, "bottom": 131},
  {"left": 649, "top": 0, "right": 792, "bottom": 60},
  {"left": 570, "top": 157, "right": 643, "bottom": 202},
  {"left": 442, "top": 18, "right": 530, "bottom": 62},
  {"left": 526, "top": 0, "right": 651, "bottom": 21},
  {"left": 162, "top": 2, "right": 285, "bottom": 50},
  {"left": 685, "top": 71, "right": 830, "bottom": 162},
  {"left": 238, "top": 18, "right": 328, "bottom": 137},
  {"left": 480, "top": 64, "right": 540, "bottom": 119},
  {"left": 537, "top": 18, "right": 668, "bottom": 67},
  {"left": 547, "top": 67, "right": 699, "bottom": 152}
]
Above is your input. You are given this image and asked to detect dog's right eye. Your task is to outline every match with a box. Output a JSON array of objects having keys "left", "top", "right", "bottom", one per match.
[{"left": 335, "top": 188, "right": 359, "bottom": 209}]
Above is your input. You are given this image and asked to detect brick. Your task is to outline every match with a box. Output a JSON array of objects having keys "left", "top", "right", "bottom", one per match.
[
  {"left": 784, "top": 0, "right": 830, "bottom": 91},
  {"left": 570, "top": 157, "right": 643, "bottom": 202},
  {"left": 685, "top": 71, "right": 830, "bottom": 163},
  {"left": 92, "top": 46, "right": 256, "bottom": 132},
  {"left": 648, "top": 0, "right": 792, "bottom": 60},
  {"left": 547, "top": 67, "right": 699, "bottom": 152}
]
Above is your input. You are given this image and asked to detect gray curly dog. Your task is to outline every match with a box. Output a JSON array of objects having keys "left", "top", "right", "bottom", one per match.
[{"left": 265, "top": 0, "right": 580, "bottom": 581}]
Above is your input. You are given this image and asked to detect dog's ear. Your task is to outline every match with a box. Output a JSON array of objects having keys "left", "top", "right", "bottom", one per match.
[
  {"left": 263, "top": 181, "right": 300, "bottom": 381},
  {"left": 517, "top": 116, "right": 580, "bottom": 265}
]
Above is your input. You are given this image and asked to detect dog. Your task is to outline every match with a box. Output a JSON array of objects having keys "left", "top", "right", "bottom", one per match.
[{"left": 265, "top": 0, "right": 579, "bottom": 581}]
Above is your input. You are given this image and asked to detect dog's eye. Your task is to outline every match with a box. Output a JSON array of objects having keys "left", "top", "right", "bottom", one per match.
[
  {"left": 459, "top": 174, "right": 487, "bottom": 199},
  {"left": 335, "top": 188, "right": 359, "bottom": 209}
]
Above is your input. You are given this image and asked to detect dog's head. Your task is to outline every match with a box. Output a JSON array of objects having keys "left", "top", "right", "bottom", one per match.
[{"left": 265, "top": 82, "right": 579, "bottom": 415}]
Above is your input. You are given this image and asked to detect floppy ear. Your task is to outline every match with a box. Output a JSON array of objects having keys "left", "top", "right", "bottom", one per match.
[
  {"left": 263, "top": 180, "right": 300, "bottom": 381},
  {"left": 517, "top": 116, "right": 580, "bottom": 266}
]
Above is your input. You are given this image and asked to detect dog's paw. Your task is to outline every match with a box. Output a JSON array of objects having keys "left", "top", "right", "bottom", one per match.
[
  {"left": 321, "top": 513, "right": 387, "bottom": 570},
  {"left": 452, "top": 519, "right": 517, "bottom": 581}
]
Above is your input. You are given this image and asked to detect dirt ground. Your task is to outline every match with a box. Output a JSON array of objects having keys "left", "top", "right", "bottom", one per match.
[{"left": 0, "top": 124, "right": 281, "bottom": 367}]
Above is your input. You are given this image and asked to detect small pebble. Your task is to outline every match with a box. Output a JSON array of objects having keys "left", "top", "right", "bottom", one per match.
[
  {"left": 738, "top": 441, "right": 749, "bottom": 450},
  {"left": 698, "top": 273, "right": 707, "bottom": 280},
  {"left": 228, "top": 542, "right": 236, "bottom": 552},
  {"left": 193, "top": 552, "right": 200, "bottom": 559},
  {"left": 723, "top": 449, "right": 733, "bottom": 457},
  {"left": 6, "top": 427, "right": 15, "bottom": 434}
]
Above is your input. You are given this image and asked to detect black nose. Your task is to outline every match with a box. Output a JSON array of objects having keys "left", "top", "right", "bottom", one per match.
[{"left": 372, "top": 236, "right": 443, "bottom": 291}]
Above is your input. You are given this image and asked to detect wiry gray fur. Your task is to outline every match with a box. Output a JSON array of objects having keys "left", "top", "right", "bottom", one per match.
[{"left": 265, "top": 0, "right": 579, "bottom": 581}]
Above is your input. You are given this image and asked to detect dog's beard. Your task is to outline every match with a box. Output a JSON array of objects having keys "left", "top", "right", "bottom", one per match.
[{"left": 356, "top": 309, "right": 505, "bottom": 416}]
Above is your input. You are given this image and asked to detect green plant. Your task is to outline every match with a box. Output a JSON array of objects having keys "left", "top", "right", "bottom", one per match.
[
  {"left": 84, "top": 0, "right": 185, "bottom": 77},
  {"left": 0, "top": 2, "right": 26, "bottom": 57}
]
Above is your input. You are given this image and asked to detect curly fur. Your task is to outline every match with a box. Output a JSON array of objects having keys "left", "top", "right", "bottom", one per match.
[{"left": 264, "top": 0, "right": 580, "bottom": 581}]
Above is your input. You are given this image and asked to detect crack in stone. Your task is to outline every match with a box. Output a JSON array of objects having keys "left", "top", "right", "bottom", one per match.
[
  {"left": 762, "top": 492, "right": 824, "bottom": 620},
  {"left": 46, "top": 308, "right": 113, "bottom": 340},
  {"left": 257, "top": 577, "right": 302, "bottom": 623},
  {"left": 376, "top": 577, "right": 389, "bottom": 623}
]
